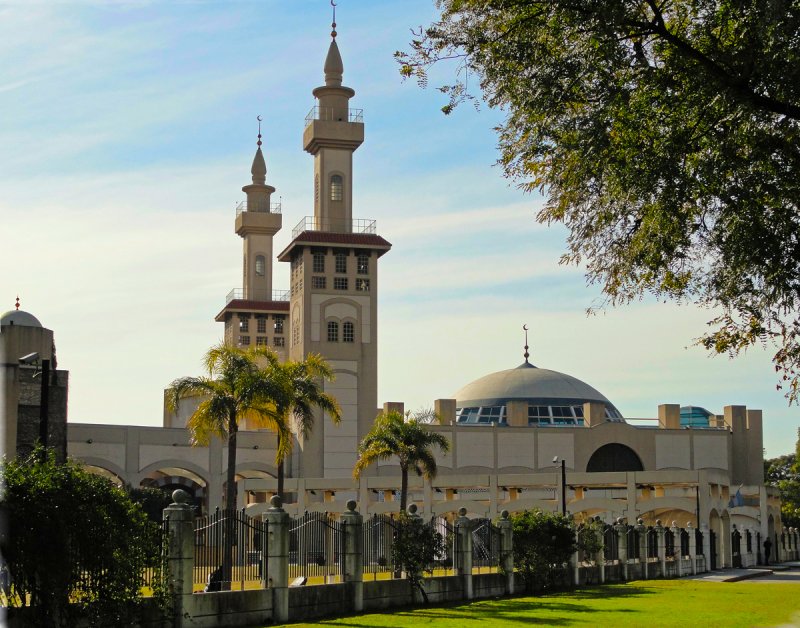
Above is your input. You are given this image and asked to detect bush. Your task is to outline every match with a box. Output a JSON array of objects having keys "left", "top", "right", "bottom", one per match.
[
  {"left": 510, "top": 509, "right": 575, "bottom": 593},
  {"left": 391, "top": 510, "right": 446, "bottom": 603},
  {"left": 0, "top": 449, "right": 165, "bottom": 627}
]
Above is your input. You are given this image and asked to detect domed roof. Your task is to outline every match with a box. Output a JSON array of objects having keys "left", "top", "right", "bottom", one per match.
[
  {"left": 0, "top": 309, "right": 42, "bottom": 328},
  {"left": 454, "top": 362, "right": 620, "bottom": 415}
]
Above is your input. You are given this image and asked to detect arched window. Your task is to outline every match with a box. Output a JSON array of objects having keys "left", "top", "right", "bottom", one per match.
[
  {"left": 327, "top": 321, "right": 339, "bottom": 342},
  {"left": 330, "top": 175, "right": 343, "bottom": 202},
  {"left": 255, "top": 255, "right": 265, "bottom": 277},
  {"left": 586, "top": 444, "right": 644, "bottom": 473},
  {"left": 343, "top": 321, "right": 354, "bottom": 343}
]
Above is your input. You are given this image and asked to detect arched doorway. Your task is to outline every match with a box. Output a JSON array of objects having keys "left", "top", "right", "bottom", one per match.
[{"left": 586, "top": 444, "right": 644, "bottom": 472}]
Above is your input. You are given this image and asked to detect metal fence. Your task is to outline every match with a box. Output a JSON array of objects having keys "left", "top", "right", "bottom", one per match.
[
  {"left": 194, "top": 508, "right": 267, "bottom": 591},
  {"left": 289, "top": 512, "right": 342, "bottom": 583},
  {"left": 429, "top": 516, "right": 458, "bottom": 576},
  {"left": 603, "top": 525, "right": 619, "bottom": 562},
  {"left": 362, "top": 514, "right": 399, "bottom": 580},
  {"left": 470, "top": 518, "right": 501, "bottom": 573},
  {"left": 142, "top": 519, "right": 169, "bottom": 593}
]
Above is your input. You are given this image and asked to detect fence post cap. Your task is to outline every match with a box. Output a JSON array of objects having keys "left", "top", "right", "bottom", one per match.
[
  {"left": 171, "top": 489, "right": 191, "bottom": 505},
  {"left": 501, "top": 509, "right": 509, "bottom": 520},
  {"left": 655, "top": 519, "right": 663, "bottom": 528},
  {"left": 269, "top": 495, "right": 283, "bottom": 510},
  {"left": 407, "top": 503, "right": 418, "bottom": 515},
  {"left": 458, "top": 507, "right": 467, "bottom": 517},
  {"left": 346, "top": 499, "right": 357, "bottom": 512},
  {"left": 686, "top": 521, "right": 693, "bottom": 529},
  {"left": 637, "top": 518, "right": 644, "bottom": 525}
]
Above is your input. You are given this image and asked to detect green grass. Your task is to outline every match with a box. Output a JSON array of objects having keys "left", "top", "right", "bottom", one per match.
[{"left": 275, "top": 580, "right": 800, "bottom": 627}]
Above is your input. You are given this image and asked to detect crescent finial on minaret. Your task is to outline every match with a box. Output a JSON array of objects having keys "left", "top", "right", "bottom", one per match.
[
  {"left": 523, "top": 324, "right": 530, "bottom": 364},
  {"left": 257, "top": 115, "right": 263, "bottom": 148},
  {"left": 331, "top": 0, "right": 337, "bottom": 39}
]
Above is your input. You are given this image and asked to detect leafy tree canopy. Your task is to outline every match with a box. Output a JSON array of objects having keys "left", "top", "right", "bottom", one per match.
[
  {"left": 510, "top": 509, "right": 575, "bottom": 592},
  {"left": 399, "top": 0, "right": 800, "bottom": 399},
  {"left": 765, "top": 429, "right": 800, "bottom": 526},
  {"left": 391, "top": 510, "right": 447, "bottom": 604},
  {"left": 1, "top": 450, "right": 163, "bottom": 627}
]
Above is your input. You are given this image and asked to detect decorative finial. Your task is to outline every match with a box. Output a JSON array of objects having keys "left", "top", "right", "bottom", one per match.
[
  {"left": 256, "top": 115, "right": 262, "bottom": 148},
  {"left": 15, "top": 295, "right": 20, "bottom": 311},
  {"left": 330, "top": 0, "right": 337, "bottom": 39},
  {"left": 523, "top": 324, "right": 530, "bottom": 363}
]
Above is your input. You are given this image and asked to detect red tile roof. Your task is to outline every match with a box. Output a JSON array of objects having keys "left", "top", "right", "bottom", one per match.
[{"left": 277, "top": 231, "right": 392, "bottom": 261}]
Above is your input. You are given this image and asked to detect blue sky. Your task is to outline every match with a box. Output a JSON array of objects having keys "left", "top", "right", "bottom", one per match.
[{"left": 1, "top": 0, "right": 796, "bottom": 457}]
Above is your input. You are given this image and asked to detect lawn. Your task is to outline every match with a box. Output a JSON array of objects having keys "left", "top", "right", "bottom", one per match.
[{"left": 275, "top": 580, "right": 800, "bottom": 627}]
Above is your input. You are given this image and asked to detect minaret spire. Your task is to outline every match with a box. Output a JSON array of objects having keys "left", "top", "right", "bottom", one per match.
[
  {"left": 331, "top": 0, "right": 337, "bottom": 39},
  {"left": 251, "top": 115, "right": 267, "bottom": 185}
]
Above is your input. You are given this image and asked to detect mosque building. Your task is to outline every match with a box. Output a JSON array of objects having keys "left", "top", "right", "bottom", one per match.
[{"left": 0, "top": 21, "right": 783, "bottom": 570}]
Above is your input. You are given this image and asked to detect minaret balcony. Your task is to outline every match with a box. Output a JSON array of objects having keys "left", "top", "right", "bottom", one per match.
[
  {"left": 304, "top": 105, "right": 363, "bottom": 125},
  {"left": 225, "top": 288, "right": 289, "bottom": 305},
  {"left": 236, "top": 200, "right": 282, "bottom": 215},
  {"left": 292, "top": 216, "right": 376, "bottom": 239}
]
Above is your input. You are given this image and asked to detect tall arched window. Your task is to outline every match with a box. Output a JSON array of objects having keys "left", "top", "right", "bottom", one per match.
[
  {"left": 330, "top": 175, "right": 343, "bottom": 201},
  {"left": 255, "top": 255, "right": 265, "bottom": 276},
  {"left": 586, "top": 444, "right": 644, "bottom": 472},
  {"left": 327, "top": 321, "right": 339, "bottom": 342},
  {"left": 343, "top": 321, "right": 354, "bottom": 343}
]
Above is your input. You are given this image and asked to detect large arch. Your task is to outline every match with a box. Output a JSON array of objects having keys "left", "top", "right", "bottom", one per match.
[
  {"left": 586, "top": 444, "right": 644, "bottom": 472},
  {"left": 76, "top": 456, "right": 129, "bottom": 486}
]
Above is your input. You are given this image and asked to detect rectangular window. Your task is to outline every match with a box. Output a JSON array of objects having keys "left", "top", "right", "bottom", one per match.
[
  {"left": 312, "top": 276, "right": 326, "bottom": 289},
  {"left": 274, "top": 336, "right": 285, "bottom": 347},
  {"left": 334, "top": 277, "right": 348, "bottom": 290},
  {"left": 257, "top": 318, "right": 267, "bottom": 333},
  {"left": 356, "top": 278, "right": 370, "bottom": 292},
  {"left": 240, "top": 335, "right": 250, "bottom": 346},
  {"left": 238, "top": 315, "right": 249, "bottom": 333},
  {"left": 357, "top": 253, "right": 369, "bottom": 275},
  {"left": 343, "top": 321, "right": 354, "bottom": 343},
  {"left": 274, "top": 316, "right": 284, "bottom": 334},
  {"left": 335, "top": 253, "right": 347, "bottom": 274},
  {"left": 313, "top": 252, "right": 325, "bottom": 273},
  {"left": 256, "top": 336, "right": 267, "bottom": 346}
]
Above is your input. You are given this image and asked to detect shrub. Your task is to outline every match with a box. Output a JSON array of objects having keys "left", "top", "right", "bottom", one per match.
[
  {"left": 510, "top": 509, "right": 575, "bottom": 593},
  {"left": 391, "top": 510, "right": 446, "bottom": 603}
]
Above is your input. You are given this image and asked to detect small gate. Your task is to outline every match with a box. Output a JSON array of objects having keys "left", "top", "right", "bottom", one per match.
[
  {"left": 471, "top": 518, "right": 501, "bottom": 573},
  {"left": 289, "top": 512, "right": 342, "bottom": 583},
  {"left": 362, "top": 513, "right": 398, "bottom": 580},
  {"left": 430, "top": 516, "right": 458, "bottom": 576}
]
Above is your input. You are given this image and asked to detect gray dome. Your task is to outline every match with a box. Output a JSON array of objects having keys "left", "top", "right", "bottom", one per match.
[
  {"left": 0, "top": 309, "right": 43, "bottom": 328},
  {"left": 454, "top": 362, "right": 620, "bottom": 415}
]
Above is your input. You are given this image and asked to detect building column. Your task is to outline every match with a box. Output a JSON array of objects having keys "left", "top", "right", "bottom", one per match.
[
  {"left": 701, "top": 523, "right": 711, "bottom": 571},
  {"left": 341, "top": 499, "right": 363, "bottom": 612},
  {"left": 455, "top": 507, "right": 473, "bottom": 600},
  {"left": 596, "top": 525, "right": 606, "bottom": 584},
  {"left": 265, "top": 496, "right": 290, "bottom": 623}
]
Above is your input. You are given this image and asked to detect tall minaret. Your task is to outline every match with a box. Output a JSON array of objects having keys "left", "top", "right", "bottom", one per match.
[
  {"left": 238, "top": 124, "right": 282, "bottom": 300},
  {"left": 302, "top": 17, "right": 364, "bottom": 233},
  {"left": 278, "top": 19, "right": 391, "bottom": 480},
  {"left": 215, "top": 125, "right": 288, "bottom": 362}
]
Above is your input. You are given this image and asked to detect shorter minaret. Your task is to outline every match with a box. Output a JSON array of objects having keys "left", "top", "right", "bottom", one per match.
[
  {"left": 237, "top": 121, "right": 282, "bottom": 301},
  {"left": 215, "top": 121, "right": 288, "bottom": 361}
]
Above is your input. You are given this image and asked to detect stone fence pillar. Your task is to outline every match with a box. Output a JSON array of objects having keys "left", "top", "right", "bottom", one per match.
[
  {"left": 497, "top": 510, "right": 514, "bottom": 594},
  {"left": 701, "top": 524, "right": 710, "bottom": 571},
  {"left": 455, "top": 507, "right": 473, "bottom": 600},
  {"left": 670, "top": 522, "right": 682, "bottom": 577},
  {"left": 636, "top": 519, "right": 648, "bottom": 579},
  {"left": 265, "top": 496, "right": 289, "bottom": 624},
  {"left": 341, "top": 500, "right": 364, "bottom": 612},
  {"left": 687, "top": 522, "right": 697, "bottom": 575},
  {"left": 164, "top": 489, "right": 194, "bottom": 628},
  {"left": 596, "top": 522, "right": 605, "bottom": 584},
  {"left": 655, "top": 520, "right": 666, "bottom": 578},
  {"left": 615, "top": 519, "right": 628, "bottom": 581}
]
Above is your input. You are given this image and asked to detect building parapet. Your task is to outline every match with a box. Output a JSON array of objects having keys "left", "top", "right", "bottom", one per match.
[
  {"left": 235, "top": 200, "right": 282, "bottom": 215},
  {"left": 304, "top": 105, "right": 363, "bottom": 126},
  {"left": 291, "top": 216, "right": 376, "bottom": 239},
  {"left": 225, "top": 288, "right": 289, "bottom": 305}
]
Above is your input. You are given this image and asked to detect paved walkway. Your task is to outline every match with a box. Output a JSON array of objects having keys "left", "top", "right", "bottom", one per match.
[{"left": 685, "top": 561, "right": 800, "bottom": 583}]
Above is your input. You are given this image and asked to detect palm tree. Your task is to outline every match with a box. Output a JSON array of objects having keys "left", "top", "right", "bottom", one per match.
[
  {"left": 165, "top": 343, "right": 288, "bottom": 588},
  {"left": 268, "top": 353, "right": 342, "bottom": 498},
  {"left": 353, "top": 410, "right": 450, "bottom": 512}
]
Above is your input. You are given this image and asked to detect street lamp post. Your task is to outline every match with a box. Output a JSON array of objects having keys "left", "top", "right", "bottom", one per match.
[{"left": 553, "top": 456, "right": 567, "bottom": 516}]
